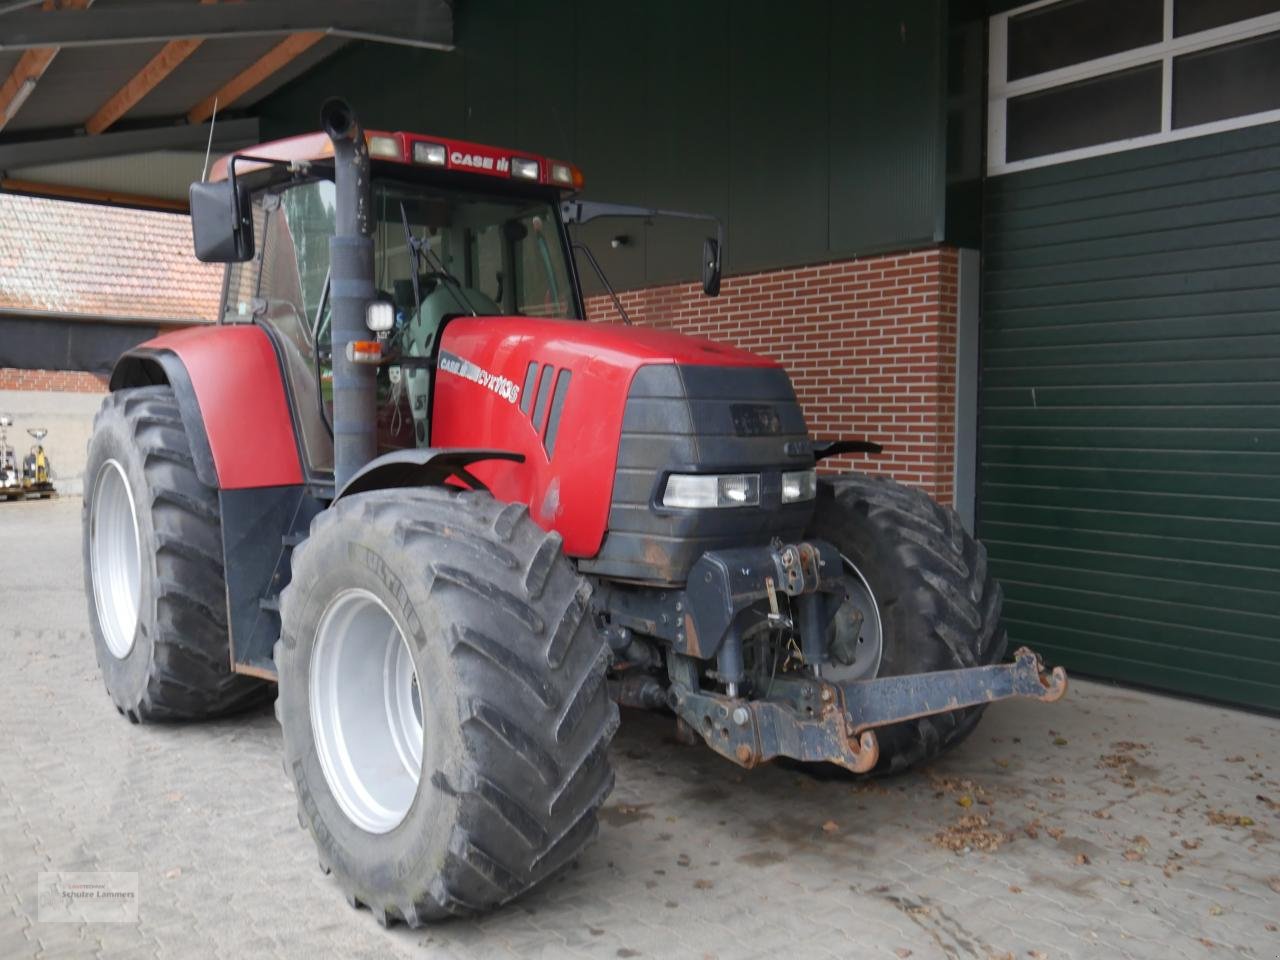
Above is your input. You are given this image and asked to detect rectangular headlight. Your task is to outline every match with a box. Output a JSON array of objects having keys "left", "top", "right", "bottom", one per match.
[
  {"left": 367, "top": 135, "right": 400, "bottom": 159},
  {"left": 365, "top": 300, "right": 394, "bottom": 332},
  {"left": 413, "top": 141, "right": 447, "bottom": 165},
  {"left": 781, "top": 469, "right": 817, "bottom": 503},
  {"left": 549, "top": 161, "right": 574, "bottom": 186},
  {"left": 511, "top": 157, "right": 539, "bottom": 180},
  {"left": 663, "top": 473, "right": 760, "bottom": 509}
]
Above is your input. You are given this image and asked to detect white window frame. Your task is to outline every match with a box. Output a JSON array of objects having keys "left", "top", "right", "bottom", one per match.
[{"left": 987, "top": 0, "right": 1280, "bottom": 175}]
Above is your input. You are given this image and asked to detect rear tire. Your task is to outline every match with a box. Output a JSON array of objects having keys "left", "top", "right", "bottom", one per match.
[
  {"left": 82, "top": 386, "right": 268, "bottom": 721},
  {"left": 809, "top": 472, "right": 1006, "bottom": 774},
  {"left": 276, "top": 488, "right": 618, "bottom": 924}
]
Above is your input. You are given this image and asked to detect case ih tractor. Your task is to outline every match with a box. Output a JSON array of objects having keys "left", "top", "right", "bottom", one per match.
[{"left": 84, "top": 100, "right": 1065, "bottom": 925}]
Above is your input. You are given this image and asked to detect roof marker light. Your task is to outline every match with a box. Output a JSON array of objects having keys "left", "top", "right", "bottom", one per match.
[
  {"left": 367, "top": 135, "right": 400, "bottom": 159},
  {"left": 511, "top": 157, "right": 539, "bottom": 180},
  {"left": 413, "top": 141, "right": 447, "bottom": 165},
  {"left": 549, "top": 161, "right": 574, "bottom": 187}
]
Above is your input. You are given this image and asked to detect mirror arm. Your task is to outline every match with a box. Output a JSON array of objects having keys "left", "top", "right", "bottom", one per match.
[{"left": 571, "top": 242, "right": 631, "bottom": 326}]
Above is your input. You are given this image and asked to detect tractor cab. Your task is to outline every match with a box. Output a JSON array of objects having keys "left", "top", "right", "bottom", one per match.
[{"left": 199, "top": 129, "right": 588, "bottom": 473}]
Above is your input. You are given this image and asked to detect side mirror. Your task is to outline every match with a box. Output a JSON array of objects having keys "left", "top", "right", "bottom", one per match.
[
  {"left": 189, "top": 178, "right": 254, "bottom": 263},
  {"left": 701, "top": 236, "right": 721, "bottom": 297}
]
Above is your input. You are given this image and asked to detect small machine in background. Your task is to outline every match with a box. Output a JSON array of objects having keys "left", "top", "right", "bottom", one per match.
[{"left": 0, "top": 416, "right": 55, "bottom": 500}]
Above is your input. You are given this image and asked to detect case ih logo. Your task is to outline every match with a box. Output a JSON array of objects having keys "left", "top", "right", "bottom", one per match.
[
  {"left": 449, "top": 151, "right": 510, "bottom": 173},
  {"left": 438, "top": 350, "right": 520, "bottom": 404}
]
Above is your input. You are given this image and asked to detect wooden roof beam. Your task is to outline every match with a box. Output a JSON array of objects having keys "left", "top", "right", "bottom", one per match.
[
  {"left": 186, "top": 31, "right": 322, "bottom": 125},
  {"left": 84, "top": 0, "right": 220, "bottom": 136},
  {"left": 0, "top": 0, "right": 91, "bottom": 133}
]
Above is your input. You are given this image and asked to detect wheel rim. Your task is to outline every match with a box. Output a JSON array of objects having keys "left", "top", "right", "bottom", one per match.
[
  {"left": 90, "top": 459, "right": 141, "bottom": 659},
  {"left": 310, "top": 588, "right": 423, "bottom": 834},
  {"left": 821, "top": 556, "right": 884, "bottom": 682}
]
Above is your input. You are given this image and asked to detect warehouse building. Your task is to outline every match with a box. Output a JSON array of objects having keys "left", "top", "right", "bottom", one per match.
[{"left": 0, "top": 0, "right": 1274, "bottom": 709}]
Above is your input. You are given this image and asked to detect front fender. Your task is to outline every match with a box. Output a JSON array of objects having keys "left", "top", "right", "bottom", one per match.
[
  {"left": 110, "top": 325, "right": 303, "bottom": 489},
  {"left": 335, "top": 448, "right": 525, "bottom": 500}
]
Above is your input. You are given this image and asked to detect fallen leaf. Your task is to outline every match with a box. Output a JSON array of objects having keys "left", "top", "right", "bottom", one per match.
[
  {"left": 1008, "top": 885, "right": 1022, "bottom": 894},
  {"left": 1118, "top": 878, "right": 1133, "bottom": 887},
  {"left": 1257, "top": 795, "right": 1280, "bottom": 812},
  {"left": 1181, "top": 838, "right": 1202, "bottom": 850},
  {"left": 1206, "top": 810, "right": 1254, "bottom": 828},
  {"left": 1046, "top": 826, "right": 1065, "bottom": 841},
  {"left": 1090, "top": 808, "right": 1112, "bottom": 820},
  {"left": 1225, "top": 756, "right": 1245, "bottom": 763},
  {"left": 1028, "top": 952, "right": 1048, "bottom": 960},
  {"left": 957, "top": 796, "right": 974, "bottom": 808},
  {"left": 1209, "top": 905, "right": 1224, "bottom": 916},
  {"left": 1122, "top": 850, "right": 1143, "bottom": 862},
  {"left": 693, "top": 878, "right": 713, "bottom": 890},
  {"left": 1052, "top": 737, "right": 1068, "bottom": 746},
  {"left": 1265, "top": 923, "right": 1277, "bottom": 932},
  {"left": 1074, "top": 853, "right": 1090, "bottom": 865},
  {"left": 994, "top": 758, "right": 1010, "bottom": 768},
  {"left": 895, "top": 950, "right": 912, "bottom": 958},
  {"left": 821, "top": 820, "right": 840, "bottom": 834},
  {"left": 931, "top": 814, "right": 1009, "bottom": 853},
  {"left": 1267, "top": 877, "right": 1280, "bottom": 894},
  {"left": 1111, "top": 741, "right": 1148, "bottom": 751},
  {"left": 1198, "top": 938, "right": 1216, "bottom": 949}
]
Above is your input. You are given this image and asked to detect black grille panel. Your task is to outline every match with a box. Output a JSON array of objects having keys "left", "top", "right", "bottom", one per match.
[{"left": 579, "top": 363, "right": 815, "bottom": 584}]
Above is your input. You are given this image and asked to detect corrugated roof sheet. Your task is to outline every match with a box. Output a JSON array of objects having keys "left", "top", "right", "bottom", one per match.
[{"left": 0, "top": 192, "right": 220, "bottom": 323}]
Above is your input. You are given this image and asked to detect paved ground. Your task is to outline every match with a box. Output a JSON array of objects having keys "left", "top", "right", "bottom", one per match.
[{"left": 1, "top": 495, "right": 1278, "bottom": 960}]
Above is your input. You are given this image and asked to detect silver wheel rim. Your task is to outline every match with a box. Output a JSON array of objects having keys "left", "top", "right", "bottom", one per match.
[
  {"left": 821, "top": 556, "right": 884, "bottom": 682},
  {"left": 90, "top": 459, "right": 141, "bottom": 659},
  {"left": 310, "top": 588, "right": 423, "bottom": 834}
]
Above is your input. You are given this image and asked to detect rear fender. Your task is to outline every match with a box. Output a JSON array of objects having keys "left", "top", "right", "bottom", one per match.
[{"left": 110, "top": 325, "right": 303, "bottom": 489}]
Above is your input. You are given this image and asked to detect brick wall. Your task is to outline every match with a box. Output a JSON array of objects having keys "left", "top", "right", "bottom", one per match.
[
  {"left": 585, "top": 246, "right": 959, "bottom": 505},
  {"left": 0, "top": 368, "right": 108, "bottom": 393}
]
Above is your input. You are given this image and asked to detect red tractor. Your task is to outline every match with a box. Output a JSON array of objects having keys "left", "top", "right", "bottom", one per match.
[{"left": 84, "top": 100, "right": 1065, "bottom": 925}]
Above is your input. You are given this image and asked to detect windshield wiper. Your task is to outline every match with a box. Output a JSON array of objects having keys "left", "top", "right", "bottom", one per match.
[{"left": 399, "top": 202, "right": 477, "bottom": 318}]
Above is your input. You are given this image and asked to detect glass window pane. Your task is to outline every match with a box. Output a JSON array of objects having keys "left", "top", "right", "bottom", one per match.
[
  {"left": 1006, "top": 63, "right": 1162, "bottom": 162},
  {"left": 1008, "top": 0, "right": 1163, "bottom": 81},
  {"left": 1174, "top": 0, "right": 1280, "bottom": 36},
  {"left": 1173, "top": 30, "right": 1280, "bottom": 127}
]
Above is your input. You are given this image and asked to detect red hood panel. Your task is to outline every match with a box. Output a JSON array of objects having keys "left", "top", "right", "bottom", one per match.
[{"left": 431, "top": 317, "right": 776, "bottom": 557}]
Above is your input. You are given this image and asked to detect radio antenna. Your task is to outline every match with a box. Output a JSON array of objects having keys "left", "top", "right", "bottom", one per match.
[{"left": 200, "top": 96, "right": 219, "bottom": 182}]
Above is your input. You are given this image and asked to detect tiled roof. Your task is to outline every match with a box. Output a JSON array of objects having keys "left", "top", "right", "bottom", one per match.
[{"left": 0, "top": 193, "right": 221, "bottom": 324}]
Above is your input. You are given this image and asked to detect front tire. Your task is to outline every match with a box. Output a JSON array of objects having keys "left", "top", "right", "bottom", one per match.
[
  {"left": 82, "top": 386, "right": 267, "bottom": 721},
  {"left": 276, "top": 488, "right": 618, "bottom": 925},
  {"left": 809, "top": 472, "right": 1007, "bottom": 774}
]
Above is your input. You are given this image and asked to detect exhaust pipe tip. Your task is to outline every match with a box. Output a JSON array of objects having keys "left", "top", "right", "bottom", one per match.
[{"left": 320, "top": 97, "right": 357, "bottom": 143}]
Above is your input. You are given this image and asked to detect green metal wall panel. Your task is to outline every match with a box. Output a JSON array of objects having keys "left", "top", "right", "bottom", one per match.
[
  {"left": 256, "top": 0, "right": 948, "bottom": 291},
  {"left": 979, "top": 122, "right": 1280, "bottom": 711}
]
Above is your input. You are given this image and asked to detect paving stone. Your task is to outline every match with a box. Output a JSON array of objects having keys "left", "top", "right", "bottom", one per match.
[{"left": 2, "top": 496, "right": 1277, "bottom": 959}]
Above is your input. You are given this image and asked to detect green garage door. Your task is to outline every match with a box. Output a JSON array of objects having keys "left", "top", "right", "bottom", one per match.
[{"left": 980, "top": 122, "right": 1280, "bottom": 711}]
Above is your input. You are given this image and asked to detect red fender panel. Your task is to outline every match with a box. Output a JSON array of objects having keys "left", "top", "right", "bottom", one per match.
[{"left": 125, "top": 325, "right": 303, "bottom": 489}]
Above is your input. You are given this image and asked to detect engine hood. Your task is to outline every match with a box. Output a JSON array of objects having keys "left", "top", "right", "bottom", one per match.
[{"left": 429, "top": 316, "right": 789, "bottom": 560}]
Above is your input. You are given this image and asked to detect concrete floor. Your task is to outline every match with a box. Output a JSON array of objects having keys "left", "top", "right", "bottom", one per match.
[{"left": 1, "top": 495, "right": 1277, "bottom": 959}]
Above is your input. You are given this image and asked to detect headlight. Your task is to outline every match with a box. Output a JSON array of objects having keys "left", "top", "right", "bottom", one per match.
[
  {"left": 781, "top": 469, "right": 817, "bottom": 503},
  {"left": 663, "top": 473, "right": 760, "bottom": 509},
  {"left": 365, "top": 300, "right": 394, "bottom": 332},
  {"left": 510, "top": 157, "right": 539, "bottom": 180}
]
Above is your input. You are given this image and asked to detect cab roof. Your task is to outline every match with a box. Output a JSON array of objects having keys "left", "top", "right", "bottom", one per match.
[{"left": 210, "top": 130, "right": 583, "bottom": 192}]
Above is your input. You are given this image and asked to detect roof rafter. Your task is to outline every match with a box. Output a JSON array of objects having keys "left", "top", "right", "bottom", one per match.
[
  {"left": 84, "top": 0, "right": 220, "bottom": 136},
  {"left": 0, "top": 0, "right": 91, "bottom": 133},
  {"left": 0, "top": 1, "right": 453, "bottom": 50},
  {"left": 187, "top": 30, "right": 322, "bottom": 125}
]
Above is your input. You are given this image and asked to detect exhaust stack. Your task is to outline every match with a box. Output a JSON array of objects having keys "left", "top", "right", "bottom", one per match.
[{"left": 320, "top": 98, "right": 377, "bottom": 492}]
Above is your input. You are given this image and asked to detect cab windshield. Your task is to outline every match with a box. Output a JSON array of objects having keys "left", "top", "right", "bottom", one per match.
[{"left": 222, "top": 175, "right": 580, "bottom": 473}]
